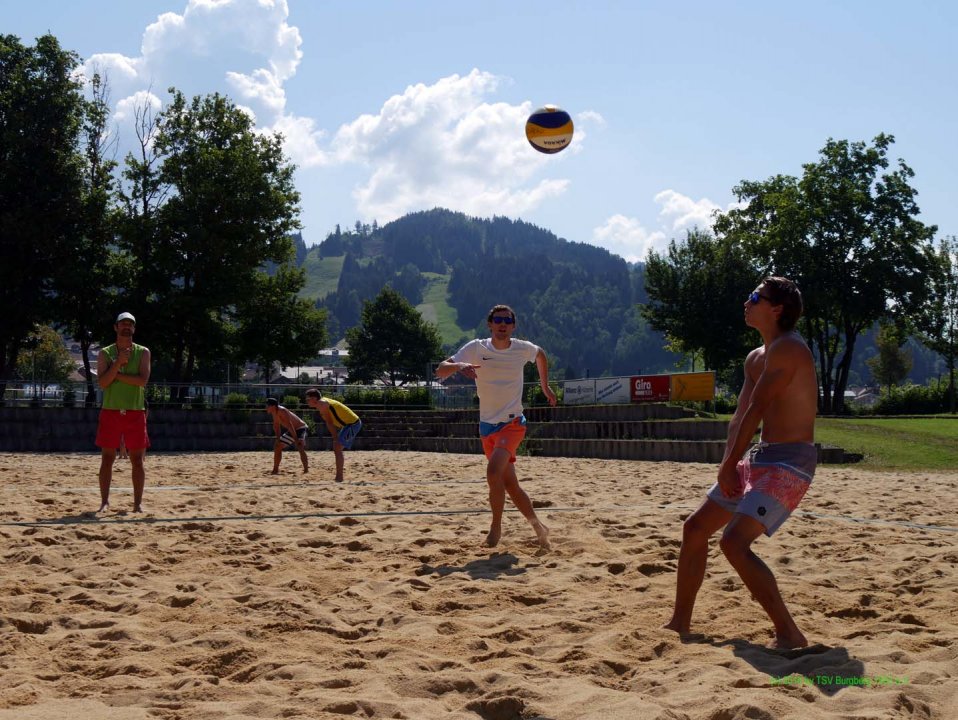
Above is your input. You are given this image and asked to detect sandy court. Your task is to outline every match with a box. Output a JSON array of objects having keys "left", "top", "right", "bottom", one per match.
[{"left": 0, "top": 450, "right": 955, "bottom": 719}]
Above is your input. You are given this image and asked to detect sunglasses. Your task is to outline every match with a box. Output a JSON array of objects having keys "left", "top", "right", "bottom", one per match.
[
  {"left": 490, "top": 316, "right": 515, "bottom": 325},
  {"left": 749, "top": 291, "right": 774, "bottom": 304}
]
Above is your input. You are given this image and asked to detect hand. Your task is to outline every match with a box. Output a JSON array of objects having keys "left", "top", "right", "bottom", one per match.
[
  {"left": 542, "top": 385, "right": 557, "bottom": 407},
  {"left": 457, "top": 362, "right": 480, "bottom": 380},
  {"left": 116, "top": 347, "right": 132, "bottom": 367},
  {"left": 717, "top": 461, "right": 741, "bottom": 498}
]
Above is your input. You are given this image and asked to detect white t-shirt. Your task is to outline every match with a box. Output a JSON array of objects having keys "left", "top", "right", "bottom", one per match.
[{"left": 452, "top": 338, "right": 541, "bottom": 424}]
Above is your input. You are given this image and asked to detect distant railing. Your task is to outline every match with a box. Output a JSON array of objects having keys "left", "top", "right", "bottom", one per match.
[{"left": 1, "top": 379, "right": 562, "bottom": 410}]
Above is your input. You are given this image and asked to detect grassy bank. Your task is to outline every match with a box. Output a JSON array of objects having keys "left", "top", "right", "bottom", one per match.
[{"left": 815, "top": 416, "right": 958, "bottom": 470}]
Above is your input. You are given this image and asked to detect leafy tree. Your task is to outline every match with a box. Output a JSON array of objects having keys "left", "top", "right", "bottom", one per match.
[
  {"left": 16, "top": 326, "right": 75, "bottom": 394},
  {"left": 235, "top": 266, "right": 329, "bottom": 381},
  {"left": 126, "top": 88, "right": 301, "bottom": 389},
  {"left": 0, "top": 34, "right": 85, "bottom": 401},
  {"left": 914, "top": 236, "right": 958, "bottom": 412},
  {"left": 53, "top": 71, "right": 121, "bottom": 406},
  {"left": 866, "top": 321, "right": 913, "bottom": 393},
  {"left": 715, "top": 134, "right": 937, "bottom": 413},
  {"left": 642, "top": 228, "right": 756, "bottom": 380},
  {"left": 344, "top": 287, "right": 443, "bottom": 385}
]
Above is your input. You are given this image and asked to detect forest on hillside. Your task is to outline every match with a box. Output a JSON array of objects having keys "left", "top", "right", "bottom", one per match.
[{"left": 298, "top": 209, "right": 946, "bottom": 386}]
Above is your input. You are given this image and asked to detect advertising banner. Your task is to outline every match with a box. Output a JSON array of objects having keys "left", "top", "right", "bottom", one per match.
[
  {"left": 630, "top": 374, "right": 670, "bottom": 402},
  {"left": 670, "top": 371, "right": 716, "bottom": 401},
  {"left": 595, "top": 377, "right": 631, "bottom": 405},
  {"left": 563, "top": 379, "right": 596, "bottom": 405}
]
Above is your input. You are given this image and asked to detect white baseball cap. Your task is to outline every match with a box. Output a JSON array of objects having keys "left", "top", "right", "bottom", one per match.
[{"left": 116, "top": 312, "right": 136, "bottom": 324}]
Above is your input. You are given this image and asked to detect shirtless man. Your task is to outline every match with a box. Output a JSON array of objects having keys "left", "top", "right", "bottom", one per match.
[
  {"left": 436, "top": 304, "right": 555, "bottom": 552},
  {"left": 265, "top": 398, "right": 309, "bottom": 474},
  {"left": 663, "top": 277, "right": 818, "bottom": 649}
]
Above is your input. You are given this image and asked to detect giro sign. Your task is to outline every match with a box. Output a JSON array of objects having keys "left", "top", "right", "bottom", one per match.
[{"left": 630, "top": 374, "right": 670, "bottom": 403}]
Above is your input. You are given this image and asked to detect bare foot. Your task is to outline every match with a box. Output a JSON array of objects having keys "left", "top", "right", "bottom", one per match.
[
  {"left": 771, "top": 631, "right": 808, "bottom": 650},
  {"left": 97, "top": 503, "right": 109, "bottom": 514},
  {"left": 533, "top": 521, "right": 551, "bottom": 551},
  {"left": 270, "top": 469, "right": 279, "bottom": 475},
  {"left": 485, "top": 526, "right": 502, "bottom": 548},
  {"left": 662, "top": 618, "right": 690, "bottom": 635},
  {"left": 133, "top": 505, "right": 143, "bottom": 513},
  {"left": 335, "top": 477, "right": 344, "bottom": 483},
  {"left": 303, "top": 467, "right": 309, "bottom": 474}
]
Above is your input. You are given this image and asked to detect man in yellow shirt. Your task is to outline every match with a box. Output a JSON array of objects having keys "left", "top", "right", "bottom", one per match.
[{"left": 305, "top": 388, "right": 362, "bottom": 483}]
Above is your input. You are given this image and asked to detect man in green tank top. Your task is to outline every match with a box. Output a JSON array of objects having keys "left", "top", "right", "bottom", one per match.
[{"left": 95, "top": 312, "right": 152, "bottom": 513}]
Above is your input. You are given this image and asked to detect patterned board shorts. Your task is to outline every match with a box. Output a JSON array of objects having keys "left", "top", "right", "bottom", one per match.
[
  {"left": 707, "top": 442, "right": 817, "bottom": 536},
  {"left": 280, "top": 426, "right": 308, "bottom": 450}
]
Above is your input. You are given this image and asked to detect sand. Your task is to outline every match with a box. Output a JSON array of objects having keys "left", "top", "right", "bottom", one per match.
[{"left": 0, "top": 450, "right": 955, "bottom": 720}]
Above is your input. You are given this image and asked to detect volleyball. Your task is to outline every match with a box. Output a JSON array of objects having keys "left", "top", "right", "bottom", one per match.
[{"left": 525, "top": 105, "right": 574, "bottom": 154}]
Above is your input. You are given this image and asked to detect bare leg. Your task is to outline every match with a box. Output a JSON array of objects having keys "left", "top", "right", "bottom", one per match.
[
  {"left": 333, "top": 443, "right": 345, "bottom": 482},
  {"left": 503, "top": 463, "right": 550, "bottom": 550},
  {"left": 719, "top": 514, "right": 808, "bottom": 649},
  {"left": 296, "top": 441, "right": 309, "bottom": 474},
  {"left": 98, "top": 448, "right": 116, "bottom": 512},
  {"left": 484, "top": 447, "right": 510, "bottom": 547},
  {"left": 129, "top": 449, "right": 146, "bottom": 512},
  {"left": 272, "top": 442, "right": 282, "bottom": 474},
  {"left": 663, "top": 498, "right": 733, "bottom": 635}
]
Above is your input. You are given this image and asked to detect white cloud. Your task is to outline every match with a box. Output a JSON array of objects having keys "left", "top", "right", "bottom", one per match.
[
  {"left": 592, "top": 191, "right": 744, "bottom": 262},
  {"left": 591, "top": 214, "right": 666, "bottom": 263},
  {"left": 80, "top": 0, "right": 302, "bottom": 142},
  {"left": 319, "top": 69, "right": 576, "bottom": 223},
  {"left": 75, "top": 2, "right": 583, "bottom": 230}
]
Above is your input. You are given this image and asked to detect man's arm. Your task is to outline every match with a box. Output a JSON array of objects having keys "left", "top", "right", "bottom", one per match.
[
  {"left": 113, "top": 347, "right": 151, "bottom": 388},
  {"left": 534, "top": 348, "right": 557, "bottom": 407},
  {"left": 317, "top": 404, "right": 341, "bottom": 444},
  {"left": 721, "top": 349, "right": 759, "bottom": 464},
  {"left": 436, "top": 355, "right": 478, "bottom": 380},
  {"left": 718, "top": 340, "right": 801, "bottom": 491}
]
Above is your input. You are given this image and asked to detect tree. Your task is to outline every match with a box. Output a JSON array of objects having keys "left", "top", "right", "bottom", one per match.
[
  {"left": 715, "top": 134, "right": 937, "bottom": 413},
  {"left": 344, "top": 287, "right": 443, "bottom": 385},
  {"left": 53, "top": 71, "right": 121, "bottom": 406},
  {"left": 915, "top": 236, "right": 958, "bottom": 412},
  {"left": 127, "top": 88, "right": 302, "bottom": 389},
  {"left": 0, "top": 34, "right": 85, "bottom": 401},
  {"left": 866, "top": 321, "right": 913, "bottom": 393},
  {"left": 642, "top": 228, "right": 756, "bottom": 380},
  {"left": 15, "top": 326, "right": 75, "bottom": 396},
  {"left": 235, "top": 266, "right": 329, "bottom": 381}
]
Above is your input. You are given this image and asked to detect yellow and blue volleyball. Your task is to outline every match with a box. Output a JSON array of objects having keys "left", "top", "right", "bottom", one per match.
[{"left": 525, "top": 105, "right": 574, "bottom": 154}]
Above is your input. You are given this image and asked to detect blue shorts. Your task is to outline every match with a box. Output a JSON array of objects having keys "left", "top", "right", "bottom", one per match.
[
  {"left": 707, "top": 442, "right": 816, "bottom": 536},
  {"left": 337, "top": 420, "right": 362, "bottom": 450}
]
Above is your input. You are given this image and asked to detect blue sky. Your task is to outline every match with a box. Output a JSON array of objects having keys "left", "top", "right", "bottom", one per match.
[{"left": 5, "top": 0, "right": 956, "bottom": 261}]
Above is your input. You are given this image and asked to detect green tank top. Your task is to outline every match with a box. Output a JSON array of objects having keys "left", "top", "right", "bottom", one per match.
[
  {"left": 325, "top": 398, "right": 359, "bottom": 428},
  {"left": 102, "top": 343, "right": 147, "bottom": 410}
]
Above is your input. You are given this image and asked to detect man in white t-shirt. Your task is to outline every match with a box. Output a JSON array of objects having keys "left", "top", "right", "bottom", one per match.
[{"left": 436, "top": 304, "right": 557, "bottom": 551}]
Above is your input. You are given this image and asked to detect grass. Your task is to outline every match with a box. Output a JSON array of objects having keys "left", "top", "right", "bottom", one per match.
[
  {"left": 815, "top": 416, "right": 958, "bottom": 470},
  {"left": 416, "top": 272, "right": 470, "bottom": 346},
  {"left": 300, "top": 252, "right": 345, "bottom": 300}
]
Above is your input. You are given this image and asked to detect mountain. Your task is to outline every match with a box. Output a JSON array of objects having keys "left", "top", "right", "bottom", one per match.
[{"left": 298, "top": 209, "right": 681, "bottom": 379}]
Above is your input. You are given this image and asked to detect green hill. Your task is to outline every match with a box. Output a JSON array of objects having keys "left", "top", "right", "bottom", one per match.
[{"left": 299, "top": 209, "right": 681, "bottom": 378}]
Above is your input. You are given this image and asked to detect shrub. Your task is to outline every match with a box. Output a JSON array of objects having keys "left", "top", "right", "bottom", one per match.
[
  {"left": 282, "top": 394, "right": 302, "bottom": 409},
  {"left": 871, "top": 381, "right": 949, "bottom": 415},
  {"left": 224, "top": 392, "right": 249, "bottom": 409}
]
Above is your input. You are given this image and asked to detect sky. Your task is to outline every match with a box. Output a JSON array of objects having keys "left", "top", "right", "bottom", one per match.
[{"left": 5, "top": 0, "right": 956, "bottom": 262}]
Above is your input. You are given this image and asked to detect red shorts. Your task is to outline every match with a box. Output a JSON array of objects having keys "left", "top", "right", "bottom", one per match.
[
  {"left": 96, "top": 409, "right": 150, "bottom": 451},
  {"left": 481, "top": 418, "right": 527, "bottom": 464}
]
